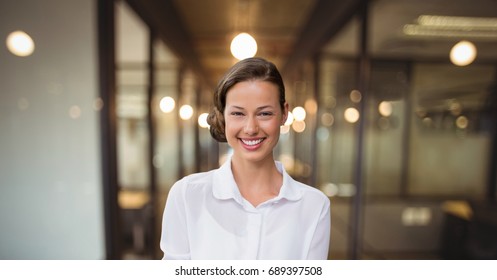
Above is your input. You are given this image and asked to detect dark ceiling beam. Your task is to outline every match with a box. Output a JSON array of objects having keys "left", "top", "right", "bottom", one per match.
[
  {"left": 125, "top": 0, "right": 211, "bottom": 87},
  {"left": 282, "top": 0, "right": 361, "bottom": 76}
]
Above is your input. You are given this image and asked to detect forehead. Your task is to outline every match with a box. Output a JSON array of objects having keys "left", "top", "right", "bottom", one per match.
[{"left": 226, "top": 80, "right": 279, "bottom": 105}]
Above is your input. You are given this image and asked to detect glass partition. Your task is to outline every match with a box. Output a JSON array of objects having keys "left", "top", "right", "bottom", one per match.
[
  {"left": 315, "top": 0, "right": 497, "bottom": 259},
  {"left": 361, "top": 0, "right": 497, "bottom": 259},
  {"left": 115, "top": 0, "right": 151, "bottom": 258},
  {"left": 154, "top": 40, "right": 179, "bottom": 194},
  {"left": 408, "top": 63, "right": 494, "bottom": 197},
  {"left": 0, "top": 0, "right": 105, "bottom": 259},
  {"left": 369, "top": 0, "right": 497, "bottom": 199},
  {"left": 318, "top": 15, "right": 361, "bottom": 260}
]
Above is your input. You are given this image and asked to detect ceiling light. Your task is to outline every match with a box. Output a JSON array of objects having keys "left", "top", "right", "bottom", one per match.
[
  {"left": 450, "top": 40, "right": 477, "bottom": 66},
  {"left": 344, "top": 107, "right": 360, "bottom": 123},
  {"left": 179, "top": 105, "right": 194, "bottom": 120},
  {"left": 403, "top": 15, "right": 497, "bottom": 39},
  {"left": 284, "top": 111, "right": 294, "bottom": 126},
  {"left": 6, "top": 30, "right": 35, "bottom": 57},
  {"left": 292, "top": 106, "right": 306, "bottom": 121},
  {"left": 417, "top": 15, "right": 497, "bottom": 29},
  {"left": 403, "top": 24, "right": 497, "bottom": 38},
  {"left": 159, "top": 96, "right": 175, "bottom": 113},
  {"left": 378, "top": 101, "right": 393, "bottom": 117},
  {"left": 198, "top": 113, "right": 210, "bottom": 128},
  {"left": 230, "top": 32, "right": 257, "bottom": 60}
]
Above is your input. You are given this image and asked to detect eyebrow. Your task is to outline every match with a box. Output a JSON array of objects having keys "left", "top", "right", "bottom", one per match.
[{"left": 229, "top": 105, "right": 275, "bottom": 110}]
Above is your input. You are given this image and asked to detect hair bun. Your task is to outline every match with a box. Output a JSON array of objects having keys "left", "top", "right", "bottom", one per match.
[{"left": 207, "top": 107, "right": 227, "bottom": 142}]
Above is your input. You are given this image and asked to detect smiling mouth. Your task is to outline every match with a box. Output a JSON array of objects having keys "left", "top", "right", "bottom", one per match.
[{"left": 240, "top": 138, "right": 265, "bottom": 146}]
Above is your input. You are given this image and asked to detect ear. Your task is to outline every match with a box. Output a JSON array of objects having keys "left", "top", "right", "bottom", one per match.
[{"left": 281, "top": 102, "right": 289, "bottom": 126}]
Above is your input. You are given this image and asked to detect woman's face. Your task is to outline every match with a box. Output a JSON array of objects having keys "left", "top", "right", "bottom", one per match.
[{"left": 224, "top": 80, "right": 288, "bottom": 164}]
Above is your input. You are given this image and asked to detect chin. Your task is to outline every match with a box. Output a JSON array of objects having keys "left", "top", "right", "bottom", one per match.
[{"left": 238, "top": 151, "right": 274, "bottom": 163}]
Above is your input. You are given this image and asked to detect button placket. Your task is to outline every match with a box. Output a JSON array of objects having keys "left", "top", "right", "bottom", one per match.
[{"left": 246, "top": 212, "right": 262, "bottom": 258}]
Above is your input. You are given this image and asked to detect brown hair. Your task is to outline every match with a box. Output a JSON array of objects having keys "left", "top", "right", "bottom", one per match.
[{"left": 207, "top": 57, "right": 286, "bottom": 142}]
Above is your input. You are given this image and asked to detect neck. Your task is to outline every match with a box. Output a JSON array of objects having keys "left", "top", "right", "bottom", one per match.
[{"left": 230, "top": 155, "right": 283, "bottom": 207}]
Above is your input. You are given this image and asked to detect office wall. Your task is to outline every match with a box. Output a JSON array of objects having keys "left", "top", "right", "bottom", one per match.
[{"left": 0, "top": 0, "right": 105, "bottom": 259}]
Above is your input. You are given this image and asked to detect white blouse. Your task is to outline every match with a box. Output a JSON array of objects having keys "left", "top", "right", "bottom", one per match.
[{"left": 160, "top": 158, "right": 331, "bottom": 260}]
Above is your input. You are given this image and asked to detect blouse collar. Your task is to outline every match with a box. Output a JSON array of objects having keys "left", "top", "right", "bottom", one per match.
[{"left": 212, "top": 156, "right": 303, "bottom": 205}]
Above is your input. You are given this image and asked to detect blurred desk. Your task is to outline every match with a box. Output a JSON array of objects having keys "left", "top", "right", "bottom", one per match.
[
  {"left": 441, "top": 200, "right": 497, "bottom": 259},
  {"left": 441, "top": 200, "right": 473, "bottom": 220},
  {"left": 119, "top": 190, "right": 151, "bottom": 256},
  {"left": 119, "top": 190, "right": 150, "bottom": 209}
]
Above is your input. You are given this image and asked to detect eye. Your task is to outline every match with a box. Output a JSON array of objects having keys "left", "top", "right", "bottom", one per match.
[
  {"left": 259, "top": 111, "right": 274, "bottom": 117},
  {"left": 230, "top": 111, "right": 244, "bottom": 116}
]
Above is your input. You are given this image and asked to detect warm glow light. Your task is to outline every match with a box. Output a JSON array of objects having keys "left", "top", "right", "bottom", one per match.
[
  {"left": 304, "top": 99, "right": 318, "bottom": 114},
  {"left": 230, "top": 32, "right": 257, "bottom": 60},
  {"left": 159, "top": 96, "right": 175, "bottom": 113},
  {"left": 284, "top": 111, "right": 294, "bottom": 126},
  {"left": 280, "top": 125, "right": 290, "bottom": 134},
  {"left": 320, "top": 183, "right": 339, "bottom": 197},
  {"left": 69, "top": 105, "right": 82, "bottom": 119},
  {"left": 179, "top": 105, "right": 194, "bottom": 120},
  {"left": 450, "top": 40, "right": 477, "bottom": 66},
  {"left": 292, "top": 120, "right": 306, "bottom": 133},
  {"left": 378, "top": 101, "right": 393, "bottom": 117},
  {"left": 292, "top": 106, "right": 306, "bottom": 121},
  {"left": 6, "top": 31, "right": 35, "bottom": 57},
  {"left": 321, "top": 113, "right": 334, "bottom": 127},
  {"left": 350, "top": 90, "right": 362, "bottom": 103},
  {"left": 456, "top": 115, "right": 469, "bottom": 129},
  {"left": 344, "top": 107, "right": 360, "bottom": 123},
  {"left": 198, "top": 113, "right": 210, "bottom": 128}
]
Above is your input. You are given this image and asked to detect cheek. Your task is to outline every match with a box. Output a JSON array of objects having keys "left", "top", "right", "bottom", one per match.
[
  {"left": 224, "top": 119, "right": 239, "bottom": 136},
  {"left": 263, "top": 120, "right": 283, "bottom": 134}
]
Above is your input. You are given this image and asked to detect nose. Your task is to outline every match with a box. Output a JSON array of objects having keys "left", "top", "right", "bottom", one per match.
[{"left": 244, "top": 116, "right": 259, "bottom": 135}]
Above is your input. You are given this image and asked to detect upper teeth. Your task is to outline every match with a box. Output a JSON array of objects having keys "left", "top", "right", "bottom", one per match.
[{"left": 242, "top": 139, "right": 263, "bottom": 146}]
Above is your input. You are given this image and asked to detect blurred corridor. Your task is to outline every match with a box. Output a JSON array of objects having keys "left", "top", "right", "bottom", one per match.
[{"left": 1, "top": 0, "right": 496, "bottom": 260}]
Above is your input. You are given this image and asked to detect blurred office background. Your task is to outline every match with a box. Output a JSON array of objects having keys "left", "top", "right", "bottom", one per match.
[{"left": 1, "top": 0, "right": 496, "bottom": 260}]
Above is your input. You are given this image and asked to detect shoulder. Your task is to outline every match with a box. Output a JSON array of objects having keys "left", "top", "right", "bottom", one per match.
[
  {"left": 180, "top": 170, "right": 216, "bottom": 185},
  {"left": 168, "top": 169, "right": 216, "bottom": 197},
  {"left": 294, "top": 180, "right": 330, "bottom": 206},
  {"left": 286, "top": 178, "right": 330, "bottom": 221}
]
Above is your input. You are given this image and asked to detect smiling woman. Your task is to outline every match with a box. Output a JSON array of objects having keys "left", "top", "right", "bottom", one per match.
[
  {"left": 159, "top": 57, "right": 331, "bottom": 260},
  {"left": 223, "top": 80, "right": 285, "bottom": 165}
]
